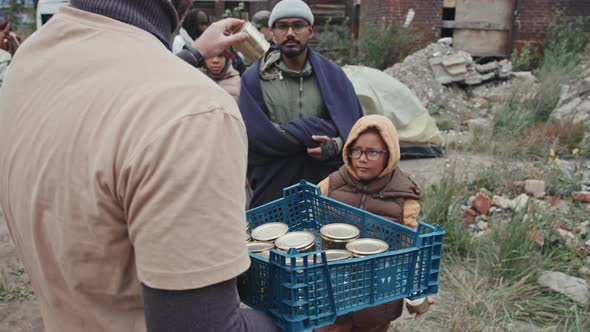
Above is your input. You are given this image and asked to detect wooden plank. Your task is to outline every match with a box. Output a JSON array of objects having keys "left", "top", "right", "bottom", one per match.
[
  {"left": 443, "top": 0, "right": 456, "bottom": 8},
  {"left": 452, "top": 0, "right": 515, "bottom": 56},
  {"left": 453, "top": 29, "right": 509, "bottom": 56},
  {"left": 441, "top": 20, "right": 509, "bottom": 31}
]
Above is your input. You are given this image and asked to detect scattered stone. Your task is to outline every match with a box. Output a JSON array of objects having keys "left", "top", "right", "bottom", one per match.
[
  {"left": 475, "top": 220, "right": 489, "bottom": 231},
  {"left": 580, "top": 266, "right": 590, "bottom": 278},
  {"left": 513, "top": 181, "right": 525, "bottom": 188},
  {"left": 525, "top": 179, "right": 546, "bottom": 198},
  {"left": 437, "top": 37, "right": 453, "bottom": 46},
  {"left": 497, "top": 59, "right": 513, "bottom": 79},
  {"left": 472, "top": 193, "right": 494, "bottom": 215},
  {"left": 511, "top": 194, "right": 529, "bottom": 212},
  {"left": 538, "top": 271, "right": 590, "bottom": 305},
  {"left": 493, "top": 195, "right": 512, "bottom": 210},
  {"left": 464, "top": 208, "right": 478, "bottom": 224},
  {"left": 550, "top": 49, "right": 590, "bottom": 146},
  {"left": 464, "top": 71, "right": 495, "bottom": 85},
  {"left": 473, "top": 230, "right": 491, "bottom": 239},
  {"left": 475, "top": 61, "right": 498, "bottom": 74},
  {"left": 529, "top": 230, "right": 545, "bottom": 247},
  {"left": 491, "top": 210, "right": 513, "bottom": 225},
  {"left": 572, "top": 191, "right": 590, "bottom": 203},
  {"left": 557, "top": 229, "right": 578, "bottom": 247}
]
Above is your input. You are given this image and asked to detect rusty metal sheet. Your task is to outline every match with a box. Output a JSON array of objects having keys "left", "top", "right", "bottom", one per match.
[{"left": 453, "top": 0, "right": 515, "bottom": 56}]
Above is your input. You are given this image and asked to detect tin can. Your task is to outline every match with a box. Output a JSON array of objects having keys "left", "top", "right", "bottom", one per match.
[
  {"left": 320, "top": 223, "right": 360, "bottom": 250},
  {"left": 275, "top": 231, "right": 317, "bottom": 253},
  {"left": 230, "top": 21, "right": 270, "bottom": 65},
  {"left": 324, "top": 249, "right": 352, "bottom": 262},
  {"left": 251, "top": 222, "right": 289, "bottom": 242},
  {"left": 246, "top": 222, "right": 251, "bottom": 241},
  {"left": 247, "top": 241, "right": 275, "bottom": 253},
  {"left": 346, "top": 238, "right": 389, "bottom": 257}
]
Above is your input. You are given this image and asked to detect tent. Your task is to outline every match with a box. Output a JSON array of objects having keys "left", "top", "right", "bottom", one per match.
[{"left": 342, "top": 65, "right": 444, "bottom": 158}]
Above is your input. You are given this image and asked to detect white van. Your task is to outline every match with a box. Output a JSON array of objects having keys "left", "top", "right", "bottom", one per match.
[{"left": 36, "top": 0, "right": 69, "bottom": 30}]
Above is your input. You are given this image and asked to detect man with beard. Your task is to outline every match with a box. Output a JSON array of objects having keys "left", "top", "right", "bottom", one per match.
[
  {"left": 239, "top": 0, "right": 363, "bottom": 208},
  {"left": 0, "top": 0, "right": 276, "bottom": 331}
]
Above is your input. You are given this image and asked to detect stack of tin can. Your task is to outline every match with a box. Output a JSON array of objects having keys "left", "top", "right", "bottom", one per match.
[{"left": 247, "top": 222, "right": 390, "bottom": 261}]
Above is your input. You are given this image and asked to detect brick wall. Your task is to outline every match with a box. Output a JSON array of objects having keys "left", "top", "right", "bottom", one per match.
[
  {"left": 359, "top": 0, "right": 590, "bottom": 55},
  {"left": 359, "top": 0, "right": 442, "bottom": 45}
]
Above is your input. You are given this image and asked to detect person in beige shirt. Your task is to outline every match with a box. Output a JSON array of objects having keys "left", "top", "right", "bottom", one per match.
[{"left": 0, "top": 1, "right": 276, "bottom": 331}]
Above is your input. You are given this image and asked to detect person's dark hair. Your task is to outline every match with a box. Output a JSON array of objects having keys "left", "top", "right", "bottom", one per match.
[
  {"left": 171, "top": 0, "right": 192, "bottom": 22},
  {"left": 183, "top": 9, "right": 209, "bottom": 40}
]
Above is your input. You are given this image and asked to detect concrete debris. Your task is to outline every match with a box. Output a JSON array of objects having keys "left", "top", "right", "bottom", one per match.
[
  {"left": 475, "top": 220, "right": 489, "bottom": 231},
  {"left": 538, "top": 271, "right": 590, "bottom": 305},
  {"left": 437, "top": 37, "right": 453, "bottom": 46},
  {"left": 557, "top": 228, "right": 577, "bottom": 244},
  {"left": 493, "top": 195, "right": 512, "bottom": 210},
  {"left": 511, "top": 194, "right": 529, "bottom": 212},
  {"left": 525, "top": 179, "right": 546, "bottom": 198},
  {"left": 550, "top": 47, "right": 590, "bottom": 145}
]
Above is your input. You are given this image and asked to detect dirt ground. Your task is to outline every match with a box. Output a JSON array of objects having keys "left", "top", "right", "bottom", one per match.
[{"left": 0, "top": 152, "right": 498, "bottom": 332}]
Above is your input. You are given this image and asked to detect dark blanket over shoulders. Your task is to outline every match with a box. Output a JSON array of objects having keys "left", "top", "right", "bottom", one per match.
[{"left": 239, "top": 48, "right": 362, "bottom": 207}]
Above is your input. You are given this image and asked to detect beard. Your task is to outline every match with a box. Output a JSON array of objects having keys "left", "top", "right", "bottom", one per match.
[{"left": 280, "top": 38, "right": 307, "bottom": 58}]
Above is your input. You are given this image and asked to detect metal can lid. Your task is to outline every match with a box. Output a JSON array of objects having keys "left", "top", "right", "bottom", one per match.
[
  {"left": 247, "top": 241, "right": 275, "bottom": 253},
  {"left": 346, "top": 238, "right": 389, "bottom": 255},
  {"left": 320, "top": 223, "right": 360, "bottom": 240},
  {"left": 324, "top": 249, "right": 352, "bottom": 261},
  {"left": 275, "top": 231, "right": 316, "bottom": 251},
  {"left": 251, "top": 222, "right": 289, "bottom": 242}
]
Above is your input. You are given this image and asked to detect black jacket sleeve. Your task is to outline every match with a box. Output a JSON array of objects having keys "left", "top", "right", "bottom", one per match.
[{"left": 142, "top": 277, "right": 276, "bottom": 332}]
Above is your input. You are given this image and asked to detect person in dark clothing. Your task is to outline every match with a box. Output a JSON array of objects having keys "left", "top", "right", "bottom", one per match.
[
  {"left": 183, "top": 8, "right": 209, "bottom": 40},
  {"left": 239, "top": 0, "right": 363, "bottom": 208},
  {"left": 0, "top": 0, "right": 277, "bottom": 331}
]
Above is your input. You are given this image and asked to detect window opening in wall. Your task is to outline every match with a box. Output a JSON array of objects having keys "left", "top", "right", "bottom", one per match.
[
  {"left": 441, "top": 28, "right": 454, "bottom": 38},
  {"left": 442, "top": 8, "right": 455, "bottom": 21}
]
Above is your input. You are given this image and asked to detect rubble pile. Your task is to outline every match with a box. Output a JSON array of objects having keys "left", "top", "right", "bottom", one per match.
[
  {"left": 385, "top": 38, "right": 537, "bottom": 123},
  {"left": 550, "top": 46, "right": 590, "bottom": 146},
  {"left": 461, "top": 179, "right": 590, "bottom": 256}
]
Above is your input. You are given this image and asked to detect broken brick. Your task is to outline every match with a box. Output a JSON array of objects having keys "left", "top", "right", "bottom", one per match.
[
  {"left": 529, "top": 230, "right": 544, "bottom": 247},
  {"left": 572, "top": 191, "right": 590, "bottom": 203},
  {"left": 464, "top": 208, "right": 478, "bottom": 224},
  {"left": 472, "top": 193, "right": 494, "bottom": 215}
]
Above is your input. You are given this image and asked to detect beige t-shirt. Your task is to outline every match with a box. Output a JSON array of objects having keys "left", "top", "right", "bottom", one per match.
[{"left": 0, "top": 7, "right": 250, "bottom": 332}]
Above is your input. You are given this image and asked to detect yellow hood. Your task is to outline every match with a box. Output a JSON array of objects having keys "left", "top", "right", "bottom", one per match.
[{"left": 343, "top": 115, "right": 401, "bottom": 180}]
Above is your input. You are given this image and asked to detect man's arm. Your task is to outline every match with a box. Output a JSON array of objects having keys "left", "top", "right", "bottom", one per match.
[{"left": 143, "top": 278, "right": 276, "bottom": 331}]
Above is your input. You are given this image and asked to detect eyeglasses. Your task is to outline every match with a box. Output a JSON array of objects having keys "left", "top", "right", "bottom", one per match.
[
  {"left": 348, "top": 148, "right": 388, "bottom": 161},
  {"left": 272, "top": 21, "right": 309, "bottom": 35}
]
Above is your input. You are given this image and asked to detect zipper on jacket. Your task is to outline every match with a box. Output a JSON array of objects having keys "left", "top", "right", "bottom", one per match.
[
  {"left": 298, "top": 75, "right": 303, "bottom": 114},
  {"left": 359, "top": 186, "right": 368, "bottom": 209}
]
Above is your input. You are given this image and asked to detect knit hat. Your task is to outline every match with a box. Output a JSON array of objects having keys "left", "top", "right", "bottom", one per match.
[
  {"left": 269, "top": 0, "right": 314, "bottom": 28},
  {"left": 251, "top": 10, "right": 271, "bottom": 29}
]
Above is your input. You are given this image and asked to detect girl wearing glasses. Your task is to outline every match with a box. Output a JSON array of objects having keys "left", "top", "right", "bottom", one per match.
[{"left": 317, "top": 114, "right": 431, "bottom": 332}]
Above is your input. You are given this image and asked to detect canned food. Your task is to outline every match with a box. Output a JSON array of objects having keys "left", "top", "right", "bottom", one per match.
[
  {"left": 246, "top": 222, "right": 251, "bottom": 241},
  {"left": 247, "top": 241, "right": 275, "bottom": 253},
  {"left": 230, "top": 21, "right": 270, "bottom": 65},
  {"left": 324, "top": 249, "right": 352, "bottom": 262},
  {"left": 275, "top": 231, "right": 317, "bottom": 253},
  {"left": 251, "top": 222, "right": 289, "bottom": 242},
  {"left": 346, "top": 238, "right": 389, "bottom": 257},
  {"left": 320, "top": 223, "right": 360, "bottom": 250}
]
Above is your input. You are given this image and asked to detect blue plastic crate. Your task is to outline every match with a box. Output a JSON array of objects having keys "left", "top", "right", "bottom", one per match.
[{"left": 238, "top": 181, "right": 444, "bottom": 332}]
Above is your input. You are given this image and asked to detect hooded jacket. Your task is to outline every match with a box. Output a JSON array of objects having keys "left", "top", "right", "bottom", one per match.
[
  {"left": 318, "top": 115, "right": 422, "bottom": 229},
  {"left": 201, "top": 58, "right": 241, "bottom": 103}
]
